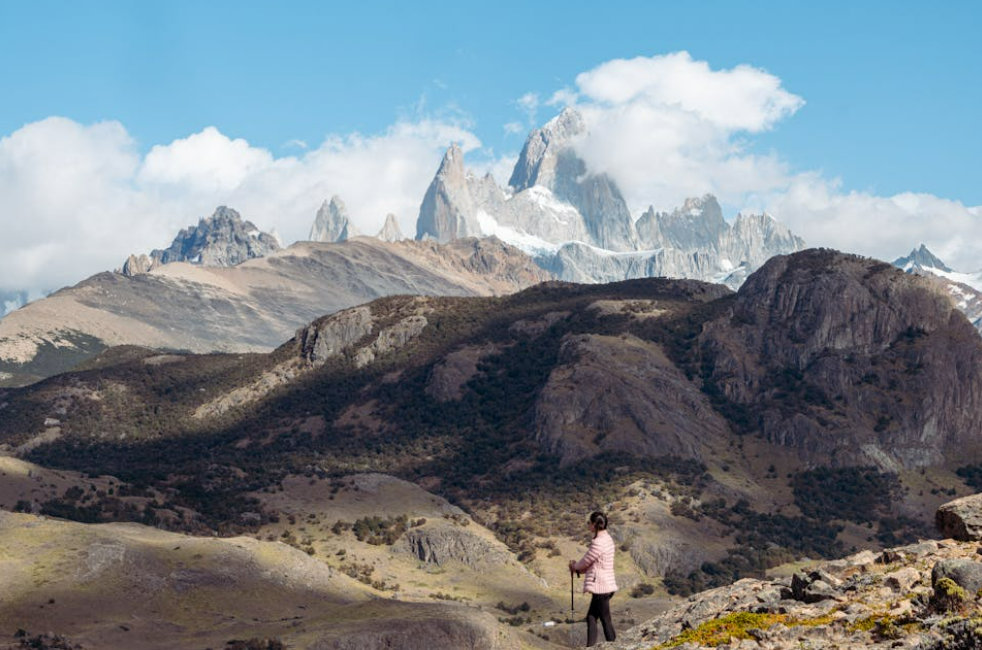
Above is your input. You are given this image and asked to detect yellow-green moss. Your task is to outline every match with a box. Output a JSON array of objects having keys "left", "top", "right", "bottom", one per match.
[
  {"left": 656, "top": 612, "right": 787, "bottom": 648},
  {"left": 655, "top": 610, "right": 847, "bottom": 649}
]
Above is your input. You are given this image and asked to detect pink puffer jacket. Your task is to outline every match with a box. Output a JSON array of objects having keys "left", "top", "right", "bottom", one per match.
[{"left": 572, "top": 529, "right": 618, "bottom": 594}]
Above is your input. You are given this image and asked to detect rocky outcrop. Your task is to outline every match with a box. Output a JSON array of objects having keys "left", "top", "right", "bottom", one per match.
[
  {"left": 376, "top": 213, "right": 404, "bottom": 242},
  {"left": 121, "top": 253, "right": 159, "bottom": 276},
  {"left": 534, "top": 333, "right": 731, "bottom": 466},
  {"left": 310, "top": 195, "right": 360, "bottom": 243},
  {"left": 509, "top": 106, "right": 586, "bottom": 192},
  {"left": 395, "top": 523, "right": 512, "bottom": 568},
  {"left": 352, "top": 313, "right": 428, "bottom": 368},
  {"left": 936, "top": 493, "right": 982, "bottom": 541},
  {"left": 697, "top": 249, "right": 982, "bottom": 469},
  {"left": 299, "top": 306, "right": 374, "bottom": 365},
  {"left": 122, "top": 206, "right": 280, "bottom": 276},
  {"left": 611, "top": 538, "right": 982, "bottom": 650}
]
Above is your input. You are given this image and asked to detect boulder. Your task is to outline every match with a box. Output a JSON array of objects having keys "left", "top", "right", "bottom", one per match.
[
  {"left": 936, "top": 493, "right": 982, "bottom": 541},
  {"left": 931, "top": 558, "right": 982, "bottom": 594}
]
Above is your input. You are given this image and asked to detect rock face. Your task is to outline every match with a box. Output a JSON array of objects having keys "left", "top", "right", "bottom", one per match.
[
  {"left": 507, "top": 109, "right": 637, "bottom": 251},
  {"left": 299, "top": 306, "right": 374, "bottom": 365},
  {"left": 376, "top": 213, "right": 404, "bottom": 242},
  {"left": 636, "top": 195, "right": 729, "bottom": 251},
  {"left": 534, "top": 333, "right": 731, "bottom": 466},
  {"left": 698, "top": 249, "right": 982, "bottom": 469},
  {"left": 509, "top": 106, "right": 586, "bottom": 192},
  {"left": 415, "top": 144, "right": 482, "bottom": 242},
  {"left": 122, "top": 206, "right": 280, "bottom": 276},
  {"left": 936, "top": 493, "right": 982, "bottom": 541},
  {"left": 310, "top": 195, "right": 361, "bottom": 243}
]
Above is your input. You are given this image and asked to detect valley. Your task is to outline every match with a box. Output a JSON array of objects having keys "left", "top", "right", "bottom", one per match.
[{"left": 3, "top": 249, "right": 982, "bottom": 648}]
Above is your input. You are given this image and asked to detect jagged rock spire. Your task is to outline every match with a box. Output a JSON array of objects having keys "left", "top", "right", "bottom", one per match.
[
  {"left": 310, "top": 195, "right": 361, "bottom": 243},
  {"left": 376, "top": 213, "right": 404, "bottom": 242},
  {"left": 415, "top": 144, "right": 482, "bottom": 243},
  {"left": 893, "top": 244, "right": 953, "bottom": 273}
]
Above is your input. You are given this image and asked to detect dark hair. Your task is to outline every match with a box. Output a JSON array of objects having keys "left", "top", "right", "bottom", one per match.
[{"left": 589, "top": 511, "right": 608, "bottom": 536}]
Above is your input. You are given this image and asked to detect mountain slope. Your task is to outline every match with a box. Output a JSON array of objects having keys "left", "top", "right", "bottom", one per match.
[
  {"left": 0, "top": 237, "right": 551, "bottom": 386},
  {"left": 698, "top": 249, "right": 982, "bottom": 469},
  {"left": 0, "top": 510, "right": 531, "bottom": 650}
]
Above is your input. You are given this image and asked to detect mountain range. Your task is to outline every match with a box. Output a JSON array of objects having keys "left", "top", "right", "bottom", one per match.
[
  {"left": 0, "top": 108, "right": 813, "bottom": 388},
  {"left": 2, "top": 249, "right": 980, "bottom": 649},
  {"left": 415, "top": 108, "right": 806, "bottom": 288}
]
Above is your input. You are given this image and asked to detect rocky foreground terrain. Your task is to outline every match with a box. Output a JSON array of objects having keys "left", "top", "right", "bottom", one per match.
[{"left": 609, "top": 494, "right": 982, "bottom": 650}]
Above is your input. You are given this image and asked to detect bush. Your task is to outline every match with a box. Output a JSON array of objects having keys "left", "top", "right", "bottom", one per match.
[{"left": 630, "top": 583, "right": 655, "bottom": 598}]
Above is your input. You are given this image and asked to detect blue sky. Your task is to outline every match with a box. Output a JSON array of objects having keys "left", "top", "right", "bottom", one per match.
[
  {"left": 1, "top": 0, "right": 981, "bottom": 295},
  {"left": 2, "top": 0, "right": 978, "bottom": 201}
]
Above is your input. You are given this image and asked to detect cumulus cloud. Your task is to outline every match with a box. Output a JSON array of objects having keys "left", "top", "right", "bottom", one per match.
[
  {"left": 575, "top": 52, "right": 803, "bottom": 132},
  {"left": 767, "top": 176, "right": 982, "bottom": 271},
  {"left": 561, "top": 51, "right": 981, "bottom": 270},
  {"left": 565, "top": 51, "right": 804, "bottom": 212},
  {"left": 0, "top": 116, "right": 487, "bottom": 295}
]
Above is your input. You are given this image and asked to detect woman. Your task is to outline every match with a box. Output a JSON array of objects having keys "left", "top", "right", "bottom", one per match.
[{"left": 569, "top": 511, "right": 617, "bottom": 646}]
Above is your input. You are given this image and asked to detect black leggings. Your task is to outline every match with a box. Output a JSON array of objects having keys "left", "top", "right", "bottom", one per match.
[{"left": 586, "top": 592, "right": 615, "bottom": 646}]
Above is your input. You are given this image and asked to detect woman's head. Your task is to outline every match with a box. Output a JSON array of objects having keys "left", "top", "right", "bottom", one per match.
[{"left": 589, "top": 511, "right": 608, "bottom": 535}]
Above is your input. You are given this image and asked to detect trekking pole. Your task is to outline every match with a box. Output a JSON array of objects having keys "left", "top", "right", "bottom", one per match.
[{"left": 569, "top": 569, "right": 576, "bottom": 647}]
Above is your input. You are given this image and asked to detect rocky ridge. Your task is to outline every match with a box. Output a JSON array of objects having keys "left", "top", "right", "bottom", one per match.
[
  {"left": 612, "top": 495, "right": 982, "bottom": 650},
  {"left": 0, "top": 237, "right": 551, "bottom": 385},
  {"left": 121, "top": 206, "right": 280, "bottom": 276}
]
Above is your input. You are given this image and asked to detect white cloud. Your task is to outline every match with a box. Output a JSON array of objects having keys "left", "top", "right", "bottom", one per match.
[
  {"left": 516, "top": 92, "right": 540, "bottom": 124},
  {"left": 566, "top": 52, "right": 805, "bottom": 213},
  {"left": 575, "top": 52, "right": 803, "bottom": 132},
  {"left": 0, "top": 116, "right": 486, "bottom": 295},
  {"left": 503, "top": 121, "right": 524, "bottom": 135},
  {"left": 767, "top": 175, "right": 982, "bottom": 271},
  {"left": 558, "top": 51, "right": 981, "bottom": 271}
]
